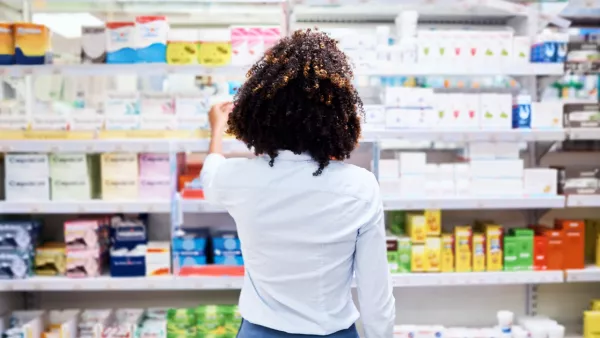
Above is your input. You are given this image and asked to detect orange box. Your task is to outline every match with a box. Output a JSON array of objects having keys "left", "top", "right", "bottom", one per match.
[
  {"left": 555, "top": 219, "right": 585, "bottom": 270},
  {"left": 542, "top": 229, "right": 564, "bottom": 270}
]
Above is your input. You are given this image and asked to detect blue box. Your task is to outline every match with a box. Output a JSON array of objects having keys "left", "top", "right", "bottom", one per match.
[
  {"left": 112, "top": 224, "right": 147, "bottom": 250},
  {"left": 512, "top": 95, "right": 532, "bottom": 129},
  {"left": 211, "top": 230, "right": 241, "bottom": 252},
  {"left": 110, "top": 255, "right": 146, "bottom": 277},
  {"left": 0, "top": 250, "right": 32, "bottom": 279},
  {"left": 173, "top": 228, "right": 208, "bottom": 252},
  {"left": 214, "top": 254, "right": 244, "bottom": 266},
  {"left": 174, "top": 251, "right": 207, "bottom": 267}
]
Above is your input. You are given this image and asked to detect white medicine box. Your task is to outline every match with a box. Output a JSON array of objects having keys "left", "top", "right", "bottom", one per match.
[
  {"left": 479, "top": 94, "right": 513, "bottom": 129},
  {"left": 5, "top": 154, "right": 49, "bottom": 179}
]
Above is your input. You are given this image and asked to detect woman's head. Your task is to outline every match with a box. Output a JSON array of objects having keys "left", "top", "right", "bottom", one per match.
[{"left": 227, "top": 29, "right": 363, "bottom": 176}]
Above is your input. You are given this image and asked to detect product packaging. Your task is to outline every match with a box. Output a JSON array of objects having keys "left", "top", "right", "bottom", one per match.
[
  {"left": 0, "top": 250, "right": 31, "bottom": 279},
  {"left": 66, "top": 248, "right": 103, "bottom": 278},
  {"left": 441, "top": 234, "right": 454, "bottom": 273},
  {"left": 106, "top": 22, "right": 136, "bottom": 63},
  {"left": 397, "top": 237, "right": 411, "bottom": 273},
  {"left": 13, "top": 23, "right": 50, "bottom": 65},
  {"left": 424, "top": 210, "right": 441, "bottom": 236},
  {"left": 425, "top": 237, "right": 441, "bottom": 272},
  {"left": 0, "top": 23, "right": 15, "bottom": 65},
  {"left": 406, "top": 214, "right": 426, "bottom": 244},
  {"left": 411, "top": 244, "right": 425, "bottom": 272},
  {"left": 35, "top": 243, "right": 66, "bottom": 276},
  {"left": 555, "top": 219, "right": 585, "bottom": 270},
  {"left": 512, "top": 94, "right": 532, "bottom": 129},
  {"left": 533, "top": 236, "right": 548, "bottom": 270},
  {"left": 485, "top": 224, "right": 503, "bottom": 271},
  {"left": 135, "top": 16, "right": 168, "bottom": 63},
  {"left": 386, "top": 237, "right": 399, "bottom": 273},
  {"left": 81, "top": 26, "right": 106, "bottom": 63},
  {"left": 166, "top": 29, "right": 199, "bottom": 65},
  {"left": 454, "top": 226, "right": 472, "bottom": 272},
  {"left": 472, "top": 233, "right": 486, "bottom": 272}
]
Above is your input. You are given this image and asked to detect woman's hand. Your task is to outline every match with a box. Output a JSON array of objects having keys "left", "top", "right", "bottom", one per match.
[{"left": 209, "top": 102, "right": 234, "bottom": 134}]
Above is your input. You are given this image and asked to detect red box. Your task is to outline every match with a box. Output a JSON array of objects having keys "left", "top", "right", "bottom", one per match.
[
  {"left": 533, "top": 236, "right": 548, "bottom": 270},
  {"left": 542, "top": 229, "right": 564, "bottom": 270}
]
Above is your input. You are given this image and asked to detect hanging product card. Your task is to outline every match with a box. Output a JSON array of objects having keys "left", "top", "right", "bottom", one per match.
[
  {"left": 563, "top": 103, "right": 600, "bottom": 128},
  {"left": 565, "top": 41, "right": 600, "bottom": 75}
]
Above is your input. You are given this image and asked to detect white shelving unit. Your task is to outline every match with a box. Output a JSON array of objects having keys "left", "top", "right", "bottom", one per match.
[{"left": 1, "top": 0, "right": 598, "bottom": 334}]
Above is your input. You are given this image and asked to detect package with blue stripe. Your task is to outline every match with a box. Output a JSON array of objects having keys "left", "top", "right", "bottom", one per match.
[
  {"left": 0, "top": 221, "right": 41, "bottom": 252},
  {"left": 0, "top": 249, "right": 32, "bottom": 279},
  {"left": 172, "top": 228, "right": 208, "bottom": 275},
  {"left": 212, "top": 230, "right": 243, "bottom": 266},
  {"left": 110, "top": 217, "right": 148, "bottom": 277}
]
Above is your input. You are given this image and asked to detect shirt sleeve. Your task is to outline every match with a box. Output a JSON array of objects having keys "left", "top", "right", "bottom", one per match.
[
  {"left": 199, "top": 153, "right": 227, "bottom": 205},
  {"left": 355, "top": 185, "right": 395, "bottom": 337}
]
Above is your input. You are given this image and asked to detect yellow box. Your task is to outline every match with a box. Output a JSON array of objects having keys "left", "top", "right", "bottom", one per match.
[
  {"left": 411, "top": 245, "right": 425, "bottom": 272},
  {"left": 596, "top": 232, "right": 600, "bottom": 268},
  {"left": 485, "top": 224, "right": 503, "bottom": 271},
  {"left": 472, "top": 233, "right": 485, "bottom": 272},
  {"left": 441, "top": 234, "right": 454, "bottom": 273},
  {"left": 102, "top": 178, "right": 138, "bottom": 200},
  {"left": 584, "top": 311, "right": 600, "bottom": 338},
  {"left": 591, "top": 300, "right": 600, "bottom": 311},
  {"left": 425, "top": 237, "right": 441, "bottom": 272},
  {"left": 407, "top": 214, "right": 426, "bottom": 244},
  {"left": 424, "top": 209, "right": 441, "bottom": 236},
  {"left": 454, "top": 226, "right": 472, "bottom": 272},
  {"left": 100, "top": 153, "right": 139, "bottom": 178}
]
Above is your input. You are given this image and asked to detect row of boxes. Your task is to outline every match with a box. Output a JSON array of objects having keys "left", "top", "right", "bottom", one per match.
[
  {"left": 378, "top": 153, "right": 558, "bottom": 197},
  {"left": 0, "top": 221, "right": 41, "bottom": 279},
  {"left": 365, "top": 90, "right": 561, "bottom": 131},
  {"left": 173, "top": 228, "right": 243, "bottom": 276},
  {"left": 2, "top": 153, "right": 174, "bottom": 201},
  {"left": 388, "top": 217, "right": 589, "bottom": 273}
]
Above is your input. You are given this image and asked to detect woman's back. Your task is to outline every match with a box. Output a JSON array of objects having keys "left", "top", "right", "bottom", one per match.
[{"left": 199, "top": 29, "right": 395, "bottom": 337}]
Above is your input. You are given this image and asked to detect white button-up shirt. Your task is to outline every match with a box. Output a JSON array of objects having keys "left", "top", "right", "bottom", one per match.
[{"left": 200, "top": 150, "right": 395, "bottom": 337}]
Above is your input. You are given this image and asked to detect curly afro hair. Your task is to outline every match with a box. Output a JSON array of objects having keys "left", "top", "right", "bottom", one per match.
[{"left": 226, "top": 29, "right": 364, "bottom": 176}]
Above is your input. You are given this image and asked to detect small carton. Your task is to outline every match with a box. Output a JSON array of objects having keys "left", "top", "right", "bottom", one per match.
[
  {"left": 454, "top": 226, "right": 472, "bottom": 272},
  {"left": 425, "top": 237, "right": 441, "bottom": 272},
  {"left": 397, "top": 237, "right": 411, "bottom": 273},
  {"left": 485, "top": 224, "right": 503, "bottom": 271},
  {"left": 503, "top": 236, "right": 519, "bottom": 271},
  {"left": 407, "top": 214, "right": 426, "bottom": 244},
  {"left": 411, "top": 245, "right": 425, "bottom": 272},
  {"left": 424, "top": 209, "right": 441, "bottom": 236},
  {"left": 472, "top": 233, "right": 486, "bottom": 272},
  {"left": 513, "top": 228, "right": 534, "bottom": 271},
  {"left": 533, "top": 236, "right": 548, "bottom": 271},
  {"left": 441, "top": 234, "right": 454, "bottom": 273}
]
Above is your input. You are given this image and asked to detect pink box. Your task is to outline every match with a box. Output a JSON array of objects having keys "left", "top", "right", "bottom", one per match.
[
  {"left": 247, "top": 27, "right": 264, "bottom": 61},
  {"left": 64, "top": 219, "right": 108, "bottom": 251},
  {"left": 139, "top": 153, "right": 170, "bottom": 177},
  {"left": 66, "top": 248, "right": 103, "bottom": 278},
  {"left": 231, "top": 27, "right": 249, "bottom": 65},
  {"left": 139, "top": 177, "right": 171, "bottom": 200},
  {"left": 262, "top": 27, "right": 281, "bottom": 50}
]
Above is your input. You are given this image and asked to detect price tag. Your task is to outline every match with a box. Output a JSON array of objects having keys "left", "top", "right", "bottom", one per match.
[
  {"left": 0, "top": 68, "right": 6, "bottom": 76},
  {"left": 22, "top": 67, "right": 33, "bottom": 75},
  {"left": 194, "top": 281, "right": 203, "bottom": 289},
  {"left": 477, "top": 202, "right": 484, "bottom": 208},
  {"left": 147, "top": 205, "right": 155, "bottom": 212},
  {"left": 85, "top": 145, "right": 94, "bottom": 152},
  {"left": 49, "top": 146, "right": 59, "bottom": 153},
  {"left": 115, "top": 145, "right": 123, "bottom": 152},
  {"left": 73, "top": 284, "right": 83, "bottom": 290},
  {"left": 147, "top": 283, "right": 156, "bottom": 289},
  {"left": 116, "top": 205, "right": 124, "bottom": 212},
  {"left": 31, "top": 206, "right": 40, "bottom": 213},
  {"left": 77, "top": 206, "right": 85, "bottom": 213},
  {"left": 33, "top": 283, "right": 42, "bottom": 291}
]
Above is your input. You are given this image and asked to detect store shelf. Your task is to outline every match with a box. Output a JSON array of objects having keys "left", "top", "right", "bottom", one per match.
[
  {"left": 568, "top": 128, "right": 600, "bottom": 141},
  {"left": 0, "top": 201, "right": 171, "bottom": 214},
  {"left": 392, "top": 270, "right": 564, "bottom": 287},
  {"left": 362, "top": 129, "right": 566, "bottom": 142},
  {"left": 181, "top": 199, "right": 227, "bottom": 213},
  {"left": 0, "top": 139, "right": 248, "bottom": 153},
  {"left": 0, "top": 276, "right": 245, "bottom": 292},
  {"left": 0, "top": 62, "right": 565, "bottom": 78},
  {"left": 356, "top": 63, "right": 564, "bottom": 77},
  {"left": 566, "top": 195, "right": 600, "bottom": 208},
  {"left": 0, "top": 270, "right": 566, "bottom": 292},
  {"left": 0, "top": 64, "right": 249, "bottom": 77},
  {"left": 565, "top": 266, "right": 600, "bottom": 283},
  {"left": 382, "top": 196, "right": 566, "bottom": 211}
]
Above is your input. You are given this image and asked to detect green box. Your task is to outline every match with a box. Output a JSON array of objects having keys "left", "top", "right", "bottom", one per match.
[
  {"left": 503, "top": 236, "right": 519, "bottom": 271},
  {"left": 195, "top": 305, "right": 241, "bottom": 337},
  {"left": 510, "top": 229, "right": 534, "bottom": 270},
  {"left": 386, "top": 237, "right": 399, "bottom": 273},
  {"left": 387, "top": 211, "right": 406, "bottom": 236},
  {"left": 397, "top": 237, "right": 412, "bottom": 273}
]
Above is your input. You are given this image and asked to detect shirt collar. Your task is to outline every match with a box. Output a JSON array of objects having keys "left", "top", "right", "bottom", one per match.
[{"left": 265, "top": 150, "right": 313, "bottom": 161}]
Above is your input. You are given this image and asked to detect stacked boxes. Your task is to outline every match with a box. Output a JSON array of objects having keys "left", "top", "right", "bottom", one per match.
[
  {"left": 172, "top": 228, "right": 208, "bottom": 276},
  {"left": 49, "top": 154, "right": 97, "bottom": 201},
  {"left": 4, "top": 154, "right": 50, "bottom": 201},
  {"left": 64, "top": 218, "right": 109, "bottom": 278},
  {"left": 35, "top": 242, "right": 66, "bottom": 276},
  {"left": 146, "top": 241, "right": 171, "bottom": 276},
  {"left": 101, "top": 153, "right": 139, "bottom": 200},
  {"left": 109, "top": 217, "right": 148, "bottom": 277},
  {"left": 212, "top": 231, "right": 243, "bottom": 266},
  {"left": 0, "top": 221, "right": 40, "bottom": 279},
  {"left": 138, "top": 153, "right": 171, "bottom": 200}
]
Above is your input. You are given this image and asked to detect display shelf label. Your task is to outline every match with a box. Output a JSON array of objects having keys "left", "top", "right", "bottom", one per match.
[
  {"left": 0, "top": 130, "right": 95, "bottom": 140},
  {"left": 99, "top": 130, "right": 204, "bottom": 139}
]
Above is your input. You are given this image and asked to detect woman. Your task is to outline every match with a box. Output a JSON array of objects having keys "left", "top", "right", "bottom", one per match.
[{"left": 200, "top": 29, "right": 395, "bottom": 338}]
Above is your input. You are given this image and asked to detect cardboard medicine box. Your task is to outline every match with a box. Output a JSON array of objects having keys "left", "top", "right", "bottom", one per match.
[
  {"left": 472, "top": 233, "right": 485, "bottom": 272},
  {"left": 441, "top": 234, "right": 454, "bottom": 272},
  {"left": 424, "top": 209, "right": 441, "bottom": 236},
  {"left": 425, "top": 237, "right": 441, "bottom": 272},
  {"left": 485, "top": 224, "right": 503, "bottom": 271},
  {"left": 454, "top": 226, "right": 472, "bottom": 272},
  {"left": 397, "top": 237, "right": 411, "bottom": 273},
  {"left": 406, "top": 214, "right": 426, "bottom": 244}
]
